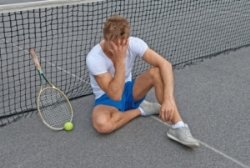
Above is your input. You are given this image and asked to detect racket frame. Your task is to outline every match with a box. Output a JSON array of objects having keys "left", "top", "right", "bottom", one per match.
[{"left": 29, "top": 48, "right": 73, "bottom": 130}]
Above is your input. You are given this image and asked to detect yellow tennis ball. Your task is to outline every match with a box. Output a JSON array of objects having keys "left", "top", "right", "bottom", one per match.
[{"left": 64, "top": 122, "right": 74, "bottom": 131}]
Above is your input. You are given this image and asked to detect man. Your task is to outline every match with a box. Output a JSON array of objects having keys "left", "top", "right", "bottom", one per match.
[{"left": 86, "top": 15, "right": 200, "bottom": 148}]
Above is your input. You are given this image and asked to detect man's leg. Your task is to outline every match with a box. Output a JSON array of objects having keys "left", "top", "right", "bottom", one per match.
[
  {"left": 133, "top": 67, "right": 182, "bottom": 123},
  {"left": 133, "top": 67, "right": 200, "bottom": 147},
  {"left": 92, "top": 105, "right": 140, "bottom": 134}
]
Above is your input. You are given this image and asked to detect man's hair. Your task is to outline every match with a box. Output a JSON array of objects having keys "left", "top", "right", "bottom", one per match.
[{"left": 103, "top": 15, "right": 130, "bottom": 41}]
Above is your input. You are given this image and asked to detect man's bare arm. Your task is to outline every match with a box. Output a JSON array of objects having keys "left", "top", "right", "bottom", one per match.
[
  {"left": 95, "top": 61, "right": 125, "bottom": 101},
  {"left": 143, "top": 48, "right": 174, "bottom": 101},
  {"left": 95, "top": 39, "right": 128, "bottom": 101},
  {"left": 143, "top": 48, "right": 178, "bottom": 121}
]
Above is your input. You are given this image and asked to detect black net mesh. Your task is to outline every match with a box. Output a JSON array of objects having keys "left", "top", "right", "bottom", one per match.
[{"left": 1, "top": 0, "right": 250, "bottom": 126}]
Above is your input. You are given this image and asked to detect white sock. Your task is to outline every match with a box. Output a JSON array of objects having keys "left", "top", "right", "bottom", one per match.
[
  {"left": 139, "top": 107, "right": 146, "bottom": 116},
  {"left": 172, "top": 121, "right": 186, "bottom": 129}
]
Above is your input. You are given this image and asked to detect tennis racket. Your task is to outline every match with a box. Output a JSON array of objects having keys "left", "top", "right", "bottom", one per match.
[{"left": 29, "top": 48, "right": 73, "bottom": 130}]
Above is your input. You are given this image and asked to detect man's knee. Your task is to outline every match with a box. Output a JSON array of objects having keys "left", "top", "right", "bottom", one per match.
[
  {"left": 149, "top": 67, "right": 161, "bottom": 80},
  {"left": 93, "top": 115, "right": 114, "bottom": 134}
]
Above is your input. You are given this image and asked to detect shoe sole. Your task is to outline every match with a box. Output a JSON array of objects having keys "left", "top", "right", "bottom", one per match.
[{"left": 167, "top": 133, "right": 200, "bottom": 148}]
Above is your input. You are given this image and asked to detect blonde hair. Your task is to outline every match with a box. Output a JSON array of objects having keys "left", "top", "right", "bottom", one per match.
[{"left": 103, "top": 15, "right": 130, "bottom": 41}]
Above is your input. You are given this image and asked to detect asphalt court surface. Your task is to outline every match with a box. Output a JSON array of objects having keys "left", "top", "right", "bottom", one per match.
[{"left": 0, "top": 1, "right": 250, "bottom": 168}]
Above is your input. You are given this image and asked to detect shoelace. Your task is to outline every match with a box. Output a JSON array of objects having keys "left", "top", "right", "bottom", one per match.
[{"left": 181, "top": 127, "right": 193, "bottom": 138}]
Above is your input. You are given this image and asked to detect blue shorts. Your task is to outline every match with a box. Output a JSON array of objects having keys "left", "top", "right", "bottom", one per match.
[{"left": 95, "top": 81, "right": 145, "bottom": 112}]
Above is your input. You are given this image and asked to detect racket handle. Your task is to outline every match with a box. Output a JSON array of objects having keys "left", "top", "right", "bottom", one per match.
[{"left": 29, "top": 48, "right": 41, "bottom": 70}]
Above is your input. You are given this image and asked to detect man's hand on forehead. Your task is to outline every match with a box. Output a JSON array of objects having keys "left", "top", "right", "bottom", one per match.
[
  {"left": 109, "top": 38, "right": 128, "bottom": 52},
  {"left": 107, "top": 38, "right": 128, "bottom": 61},
  {"left": 110, "top": 38, "right": 128, "bottom": 46},
  {"left": 119, "top": 38, "right": 128, "bottom": 46}
]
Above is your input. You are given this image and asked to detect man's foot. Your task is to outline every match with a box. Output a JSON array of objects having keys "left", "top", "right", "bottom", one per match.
[
  {"left": 139, "top": 100, "right": 160, "bottom": 116},
  {"left": 167, "top": 124, "right": 200, "bottom": 148}
]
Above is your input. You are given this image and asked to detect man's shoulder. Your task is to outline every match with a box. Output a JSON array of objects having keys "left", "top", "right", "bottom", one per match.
[
  {"left": 86, "top": 44, "right": 103, "bottom": 62},
  {"left": 86, "top": 44, "right": 108, "bottom": 74},
  {"left": 129, "top": 36, "right": 142, "bottom": 41},
  {"left": 87, "top": 44, "right": 102, "bottom": 56},
  {"left": 128, "top": 36, "right": 148, "bottom": 57},
  {"left": 129, "top": 36, "right": 147, "bottom": 45}
]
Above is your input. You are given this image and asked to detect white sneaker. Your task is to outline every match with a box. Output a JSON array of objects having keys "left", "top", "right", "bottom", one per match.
[
  {"left": 139, "top": 100, "right": 160, "bottom": 116},
  {"left": 167, "top": 124, "right": 200, "bottom": 148}
]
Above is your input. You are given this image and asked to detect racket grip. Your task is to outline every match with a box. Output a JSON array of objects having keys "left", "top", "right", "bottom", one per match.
[{"left": 29, "top": 48, "right": 41, "bottom": 70}]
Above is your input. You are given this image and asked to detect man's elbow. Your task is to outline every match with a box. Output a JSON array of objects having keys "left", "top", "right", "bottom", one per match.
[
  {"left": 110, "top": 95, "right": 122, "bottom": 101},
  {"left": 161, "top": 59, "right": 172, "bottom": 70}
]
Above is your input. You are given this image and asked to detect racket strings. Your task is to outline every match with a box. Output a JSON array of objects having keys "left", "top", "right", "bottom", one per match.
[{"left": 39, "top": 88, "right": 72, "bottom": 128}]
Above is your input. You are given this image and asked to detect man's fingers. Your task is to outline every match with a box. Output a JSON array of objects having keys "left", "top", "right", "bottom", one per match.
[
  {"left": 160, "top": 110, "right": 165, "bottom": 121},
  {"left": 168, "top": 110, "right": 174, "bottom": 122},
  {"left": 110, "top": 40, "right": 127, "bottom": 50},
  {"left": 160, "top": 108, "right": 175, "bottom": 122},
  {"left": 123, "top": 39, "right": 128, "bottom": 46},
  {"left": 110, "top": 41, "right": 117, "bottom": 49},
  {"left": 161, "top": 109, "right": 168, "bottom": 122},
  {"left": 117, "top": 39, "right": 128, "bottom": 46}
]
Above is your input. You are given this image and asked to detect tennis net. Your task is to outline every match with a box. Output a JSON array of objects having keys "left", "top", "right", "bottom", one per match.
[{"left": 1, "top": 0, "right": 250, "bottom": 126}]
